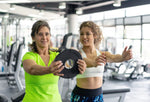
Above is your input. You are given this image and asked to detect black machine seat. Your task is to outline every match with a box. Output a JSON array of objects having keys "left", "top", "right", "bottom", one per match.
[
  {"left": 11, "top": 89, "right": 25, "bottom": 102},
  {"left": 103, "top": 86, "right": 130, "bottom": 102},
  {"left": 7, "top": 42, "right": 16, "bottom": 67},
  {"left": 14, "top": 43, "right": 24, "bottom": 72},
  {"left": 0, "top": 94, "right": 9, "bottom": 102},
  {"left": 103, "top": 87, "right": 130, "bottom": 94}
]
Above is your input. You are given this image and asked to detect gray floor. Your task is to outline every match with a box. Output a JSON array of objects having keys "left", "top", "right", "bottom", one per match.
[
  {"left": 0, "top": 78, "right": 19, "bottom": 102},
  {"left": 0, "top": 75, "right": 150, "bottom": 102},
  {"left": 103, "top": 79, "right": 150, "bottom": 102}
]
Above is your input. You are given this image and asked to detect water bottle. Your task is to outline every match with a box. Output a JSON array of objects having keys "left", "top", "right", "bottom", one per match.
[
  {"left": 0, "top": 61, "right": 4, "bottom": 72},
  {"left": 1, "top": 66, "right": 4, "bottom": 72}
]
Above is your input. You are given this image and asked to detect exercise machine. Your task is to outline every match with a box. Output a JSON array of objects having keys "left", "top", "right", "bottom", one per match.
[
  {"left": 0, "top": 42, "right": 16, "bottom": 77},
  {"left": 111, "top": 58, "right": 146, "bottom": 81},
  {"left": 7, "top": 42, "right": 25, "bottom": 91}
]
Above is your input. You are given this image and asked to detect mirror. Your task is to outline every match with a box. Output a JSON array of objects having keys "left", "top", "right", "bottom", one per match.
[{"left": 65, "top": 59, "right": 74, "bottom": 69}]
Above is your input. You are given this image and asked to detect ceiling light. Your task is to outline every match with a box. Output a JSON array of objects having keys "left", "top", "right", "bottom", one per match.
[
  {"left": 113, "top": 0, "right": 121, "bottom": 7},
  {"left": 0, "top": 8, "right": 8, "bottom": 12},
  {"left": 4, "top": 14, "right": 9, "bottom": 18},
  {"left": 39, "top": 10, "right": 44, "bottom": 15},
  {"left": 59, "top": 2, "right": 66, "bottom": 9},
  {"left": 76, "top": 8, "right": 83, "bottom": 15},
  {"left": 10, "top": 4, "right": 15, "bottom": 10},
  {"left": 0, "top": 0, "right": 31, "bottom": 3},
  {"left": 28, "top": 14, "right": 40, "bottom": 18}
]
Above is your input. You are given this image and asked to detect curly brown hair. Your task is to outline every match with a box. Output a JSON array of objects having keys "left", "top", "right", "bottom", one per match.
[
  {"left": 80, "top": 21, "right": 103, "bottom": 49},
  {"left": 29, "top": 20, "right": 51, "bottom": 53}
]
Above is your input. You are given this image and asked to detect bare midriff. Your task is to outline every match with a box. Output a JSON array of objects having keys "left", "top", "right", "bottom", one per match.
[{"left": 77, "top": 77, "right": 103, "bottom": 89}]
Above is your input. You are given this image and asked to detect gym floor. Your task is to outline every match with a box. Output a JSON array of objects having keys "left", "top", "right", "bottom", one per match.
[
  {"left": 0, "top": 78, "right": 18, "bottom": 102},
  {"left": 103, "top": 79, "right": 150, "bottom": 102},
  {"left": 0, "top": 76, "right": 150, "bottom": 102}
]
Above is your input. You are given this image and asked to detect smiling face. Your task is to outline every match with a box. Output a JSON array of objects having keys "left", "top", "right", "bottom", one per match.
[
  {"left": 80, "top": 27, "right": 95, "bottom": 47},
  {"left": 32, "top": 26, "right": 51, "bottom": 49},
  {"left": 79, "top": 21, "right": 103, "bottom": 49}
]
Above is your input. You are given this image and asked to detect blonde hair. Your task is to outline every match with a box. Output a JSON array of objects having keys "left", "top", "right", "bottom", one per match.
[{"left": 80, "top": 21, "right": 103, "bottom": 49}]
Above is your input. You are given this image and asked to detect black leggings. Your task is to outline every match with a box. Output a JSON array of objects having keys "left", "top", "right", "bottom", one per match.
[{"left": 71, "top": 85, "right": 103, "bottom": 102}]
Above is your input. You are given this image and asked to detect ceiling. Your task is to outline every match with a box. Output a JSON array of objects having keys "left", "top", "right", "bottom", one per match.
[{"left": 0, "top": 0, "right": 150, "bottom": 20}]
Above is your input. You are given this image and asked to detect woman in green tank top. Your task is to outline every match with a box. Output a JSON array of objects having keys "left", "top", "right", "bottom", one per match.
[{"left": 22, "top": 20, "right": 86, "bottom": 102}]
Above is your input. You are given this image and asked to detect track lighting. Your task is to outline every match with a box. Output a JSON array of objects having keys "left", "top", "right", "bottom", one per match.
[
  {"left": 113, "top": 0, "right": 121, "bottom": 7},
  {"left": 76, "top": 8, "right": 83, "bottom": 15},
  {"left": 10, "top": 4, "right": 15, "bottom": 10},
  {"left": 59, "top": 2, "right": 66, "bottom": 9}
]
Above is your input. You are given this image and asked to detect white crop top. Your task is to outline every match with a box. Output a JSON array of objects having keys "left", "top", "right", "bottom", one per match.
[{"left": 76, "top": 49, "right": 104, "bottom": 78}]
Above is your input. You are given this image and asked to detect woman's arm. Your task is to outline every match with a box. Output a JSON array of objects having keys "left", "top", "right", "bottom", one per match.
[
  {"left": 23, "top": 59, "right": 64, "bottom": 76},
  {"left": 104, "top": 46, "right": 133, "bottom": 63}
]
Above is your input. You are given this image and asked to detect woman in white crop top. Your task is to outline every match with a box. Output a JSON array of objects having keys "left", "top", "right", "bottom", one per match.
[{"left": 71, "top": 21, "right": 132, "bottom": 102}]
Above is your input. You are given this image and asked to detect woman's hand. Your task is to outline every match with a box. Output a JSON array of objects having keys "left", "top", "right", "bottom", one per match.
[
  {"left": 95, "top": 53, "right": 107, "bottom": 66},
  {"left": 122, "top": 46, "right": 133, "bottom": 61},
  {"left": 49, "top": 61, "right": 64, "bottom": 76},
  {"left": 77, "top": 59, "right": 86, "bottom": 74}
]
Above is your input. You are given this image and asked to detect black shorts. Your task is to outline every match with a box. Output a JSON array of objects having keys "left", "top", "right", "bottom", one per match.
[{"left": 71, "top": 85, "right": 103, "bottom": 102}]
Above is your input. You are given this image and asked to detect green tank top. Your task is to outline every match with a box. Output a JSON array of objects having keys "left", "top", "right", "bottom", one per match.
[{"left": 22, "top": 51, "right": 62, "bottom": 102}]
